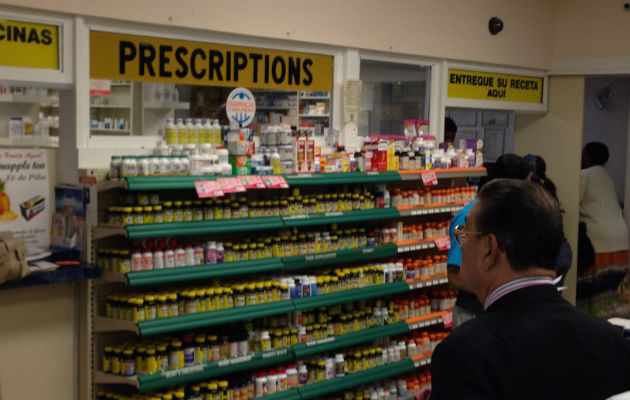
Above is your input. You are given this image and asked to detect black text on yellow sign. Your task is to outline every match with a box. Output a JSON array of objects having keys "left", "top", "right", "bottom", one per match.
[
  {"left": 447, "top": 69, "right": 544, "bottom": 104},
  {"left": 90, "top": 31, "right": 334, "bottom": 92},
  {"left": 0, "top": 19, "right": 59, "bottom": 70}
]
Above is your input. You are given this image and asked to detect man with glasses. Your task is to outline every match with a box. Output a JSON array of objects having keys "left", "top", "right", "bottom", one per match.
[
  {"left": 448, "top": 154, "right": 532, "bottom": 327},
  {"left": 431, "top": 179, "right": 630, "bottom": 400}
]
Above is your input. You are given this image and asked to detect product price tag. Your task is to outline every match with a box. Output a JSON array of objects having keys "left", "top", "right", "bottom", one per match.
[
  {"left": 421, "top": 171, "right": 438, "bottom": 186},
  {"left": 434, "top": 237, "right": 450, "bottom": 251},
  {"left": 238, "top": 175, "right": 266, "bottom": 189},
  {"left": 442, "top": 311, "right": 453, "bottom": 328},
  {"left": 263, "top": 175, "right": 289, "bottom": 189},
  {"left": 195, "top": 180, "right": 225, "bottom": 198},
  {"left": 217, "top": 177, "right": 246, "bottom": 193}
]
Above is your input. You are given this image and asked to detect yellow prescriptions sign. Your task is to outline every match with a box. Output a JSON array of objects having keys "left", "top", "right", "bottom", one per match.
[
  {"left": 448, "top": 69, "right": 544, "bottom": 104},
  {"left": 90, "top": 31, "right": 334, "bottom": 91},
  {"left": 0, "top": 19, "right": 59, "bottom": 69}
]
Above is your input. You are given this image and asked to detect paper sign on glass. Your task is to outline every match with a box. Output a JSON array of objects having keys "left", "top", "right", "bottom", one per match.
[
  {"left": 434, "top": 237, "right": 450, "bottom": 251},
  {"left": 239, "top": 175, "right": 266, "bottom": 189},
  {"left": 217, "top": 177, "right": 246, "bottom": 193},
  {"left": 421, "top": 171, "right": 438, "bottom": 186},
  {"left": 263, "top": 176, "right": 289, "bottom": 189},
  {"left": 195, "top": 181, "right": 224, "bottom": 198}
]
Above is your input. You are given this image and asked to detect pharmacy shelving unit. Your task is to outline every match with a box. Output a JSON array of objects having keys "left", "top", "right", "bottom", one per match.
[
  {"left": 252, "top": 89, "right": 298, "bottom": 126},
  {"left": 297, "top": 91, "right": 331, "bottom": 132},
  {"left": 0, "top": 92, "right": 59, "bottom": 140},
  {"left": 89, "top": 168, "right": 485, "bottom": 397},
  {"left": 90, "top": 81, "right": 137, "bottom": 136},
  {"left": 141, "top": 83, "right": 190, "bottom": 136}
]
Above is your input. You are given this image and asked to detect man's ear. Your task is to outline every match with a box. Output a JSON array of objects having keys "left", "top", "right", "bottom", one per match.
[{"left": 481, "top": 233, "right": 501, "bottom": 271}]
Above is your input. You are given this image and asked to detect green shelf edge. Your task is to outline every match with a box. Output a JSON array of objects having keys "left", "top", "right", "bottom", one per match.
[
  {"left": 299, "top": 359, "right": 415, "bottom": 399},
  {"left": 284, "top": 171, "right": 401, "bottom": 186},
  {"left": 138, "top": 349, "right": 293, "bottom": 392},
  {"left": 263, "top": 388, "right": 301, "bottom": 400},
  {"left": 282, "top": 244, "right": 398, "bottom": 271},
  {"left": 126, "top": 258, "right": 284, "bottom": 286},
  {"left": 138, "top": 300, "right": 295, "bottom": 336},
  {"left": 293, "top": 321, "right": 410, "bottom": 358},
  {"left": 126, "top": 175, "right": 232, "bottom": 191},
  {"left": 124, "top": 172, "right": 401, "bottom": 191},
  {"left": 293, "top": 281, "right": 410, "bottom": 310},
  {"left": 126, "top": 217, "right": 284, "bottom": 239},
  {"left": 282, "top": 208, "right": 400, "bottom": 228}
]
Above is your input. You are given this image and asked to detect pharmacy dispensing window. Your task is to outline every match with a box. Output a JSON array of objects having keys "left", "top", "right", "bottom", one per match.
[
  {"left": 88, "top": 30, "right": 334, "bottom": 141},
  {"left": 358, "top": 60, "right": 431, "bottom": 137}
]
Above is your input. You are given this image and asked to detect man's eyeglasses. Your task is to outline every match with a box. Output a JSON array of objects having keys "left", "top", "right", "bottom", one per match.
[{"left": 454, "top": 225, "right": 484, "bottom": 244}]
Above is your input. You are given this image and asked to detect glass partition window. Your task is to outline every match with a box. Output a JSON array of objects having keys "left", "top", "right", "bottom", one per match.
[
  {"left": 359, "top": 60, "right": 430, "bottom": 137},
  {"left": 88, "top": 80, "right": 331, "bottom": 140}
]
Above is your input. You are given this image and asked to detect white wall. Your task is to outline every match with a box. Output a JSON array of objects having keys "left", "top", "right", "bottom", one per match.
[
  {"left": 514, "top": 76, "right": 585, "bottom": 304},
  {"left": 582, "top": 76, "right": 630, "bottom": 204},
  {"left": 0, "top": 283, "right": 78, "bottom": 400},
  {"left": 2, "top": 0, "right": 558, "bottom": 70},
  {"left": 553, "top": 0, "right": 630, "bottom": 59}
]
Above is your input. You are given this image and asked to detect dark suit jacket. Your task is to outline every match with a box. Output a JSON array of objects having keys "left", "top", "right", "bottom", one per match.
[{"left": 431, "top": 285, "right": 630, "bottom": 400}]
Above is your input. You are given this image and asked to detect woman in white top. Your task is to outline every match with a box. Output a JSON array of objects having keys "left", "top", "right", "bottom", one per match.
[{"left": 577, "top": 142, "right": 630, "bottom": 318}]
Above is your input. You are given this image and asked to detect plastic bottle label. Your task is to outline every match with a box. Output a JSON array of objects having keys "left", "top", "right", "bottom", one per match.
[
  {"left": 132, "top": 254, "right": 143, "bottom": 272},
  {"left": 143, "top": 253, "right": 154, "bottom": 271},
  {"left": 184, "top": 347, "right": 195, "bottom": 365}
]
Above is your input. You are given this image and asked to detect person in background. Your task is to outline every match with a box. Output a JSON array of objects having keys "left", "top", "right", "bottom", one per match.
[
  {"left": 444, "top": 117, "right": 457, "bottom": 144},
  {"left": 524, "top": 154, "right": 572, "bottom": 286},
  {"left": 448, "top": 154, "right": 531, "bottom": 327},
  {"left": 431, "top": 179, "right": 630, "bottom": 400},
  {"left": 577, "top": 142, "right": 630, "bottom": 318}
]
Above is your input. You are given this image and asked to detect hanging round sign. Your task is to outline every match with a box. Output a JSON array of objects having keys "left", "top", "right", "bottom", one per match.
[{"left": 226, "top": 87, "right": 256, "bottom": 127}]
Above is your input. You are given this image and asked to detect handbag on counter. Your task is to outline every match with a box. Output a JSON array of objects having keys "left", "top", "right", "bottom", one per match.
[{"left": 0, "top": 232, "right": 30, "bottom": 284}]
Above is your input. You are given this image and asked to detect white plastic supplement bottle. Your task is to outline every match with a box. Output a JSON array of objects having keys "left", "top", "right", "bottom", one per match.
[
  {"left": 266, "top": 370, "right": 277, "bottom": 395},
  {"left": 164, "top": 248, "right": 175, "bottom": 268},
  {"left": 165, "top": 118, "right": 177, "bottom": 144},
  {"left": 153, "top": 248, "right": 165, "bottom": 270},
  {"left": 212, "top": 119, "right": 222, "bottom": 145},
  {"left": 205, "top": 118, "right": 214, "bottom": 144},
  {"left": 137, "top": 156, "right": 150, "bottom": 176},
  {"left": 110, "top": 156, "right": 122, "bottom": 181},
  {"left": 175, "top": 246, "right": 186, "bottom": 267},
  {"left": 176, "top": 118, "right": 187, "bottom": 144},
  {"left": 271, "top": 148, "right": 282, "bottom": 175},
  {"left": 334, "top": 354, "right": 345, "bottom": 378},
  {"left": 142, "top": 248, "right": 154, "bottom": 271},
  {"left": 255, "top": 373, "right": 267, "bottom": 398},
  {"left": 131, "top": 249, "right": 143, "bottom": 272},
  {"left": 185, "top": 118, "right": 196, "bottom": 144},
  {"left": 325, "top": 358, "right": 335, "bottom": 380},
  {"left": 184, "top": 244, "right": 195, "bottom": 266},
  {"left": 277, "top": 368, "right": 288, "bottom": 391},
  {"left": 286, "top": 364, "right": 298, "bottom": 388},
  {"left": 194, "top": 118, "right": 205, "bottom": 144},
  {"left": 194, "top": 243, "right": 204, "bottom": 265},
  {"left": 206, "top": 241, "right": 217, "bottom": 264}
]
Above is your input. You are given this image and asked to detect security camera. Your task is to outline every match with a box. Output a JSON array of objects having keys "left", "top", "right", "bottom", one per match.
[
  {"left": 594, "top": 86, "right": 613, "bottom": 109},
  {"left": 489, "top": 17, "right": 504, "bottom": 35}
]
